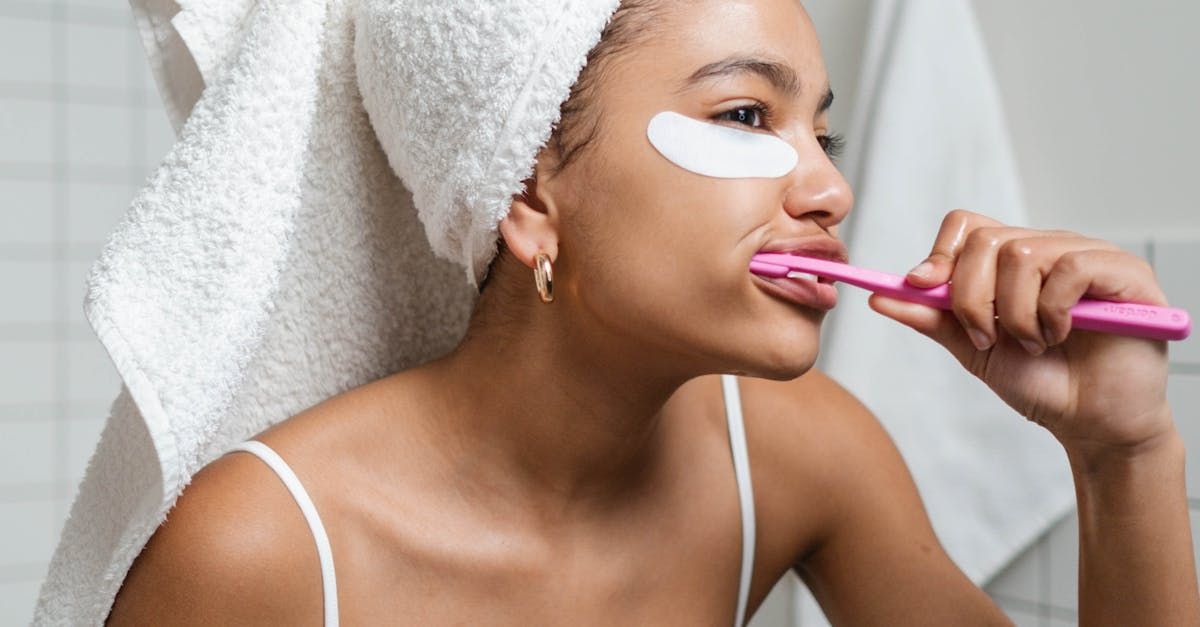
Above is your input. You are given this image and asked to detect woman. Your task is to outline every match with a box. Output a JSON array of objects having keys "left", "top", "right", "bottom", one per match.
[{"left": 108, "top": 0, "right": 1198, "bottom": 624}]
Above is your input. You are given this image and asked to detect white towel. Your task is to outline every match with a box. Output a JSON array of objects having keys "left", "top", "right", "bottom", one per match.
[
  {"left": 797, "top": 0, "right": 1076, "bottom": 623},
  {"left": 32, "top": 1, "right": 621, "bottom": 623}
]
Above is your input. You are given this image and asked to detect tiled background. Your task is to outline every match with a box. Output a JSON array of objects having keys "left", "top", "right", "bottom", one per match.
[
  {"left": 0, "top": 1, "right": 174, "bottom": 622},
  {"left": 0, "top": 1, "right": 1196, "bottom": 625}
]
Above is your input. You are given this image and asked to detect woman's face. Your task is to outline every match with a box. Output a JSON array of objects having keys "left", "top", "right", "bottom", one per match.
[{"left": 517, "top": 0, "right": 853, "bottom": 380}]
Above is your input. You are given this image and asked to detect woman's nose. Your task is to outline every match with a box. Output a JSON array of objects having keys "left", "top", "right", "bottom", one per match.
[{"left": 780, "top": 144, "right": 854, "bottom": 229}]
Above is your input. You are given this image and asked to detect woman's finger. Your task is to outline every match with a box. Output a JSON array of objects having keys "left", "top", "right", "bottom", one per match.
[
  {"left": 948, "top": 227, "right": 1083, "bottom": 350},
  {"left": 1038, "top": 249, "right": 1169, "bottom": 346},
  {"left": 993, "top": 236, "right": 1123, "bottom": 354},
  {"left": 906, "top": 209, "right": 1005, "bottom": 286}
]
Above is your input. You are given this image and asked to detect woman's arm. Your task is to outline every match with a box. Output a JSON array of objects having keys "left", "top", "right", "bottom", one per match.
[
  {"left": 1068, "top": 422, "right": 1199, "bottom": 626},
  {"left": 787, "top": 371, "right": 1016, "bottom": 626},
  {"left": 868, "top": 208, "right": 1200, "bottom": 625}
]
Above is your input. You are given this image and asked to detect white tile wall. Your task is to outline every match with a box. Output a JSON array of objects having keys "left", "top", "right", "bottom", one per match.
[
  {"left": 0, "top": 260, "right": 54, "bottom": 324},
  {"left": 1155, "top": 239, "right": 1200, "bottom": 365},
  {"left": 0, "top": 341, "right": 57, "bottom": 406},
  {"left": 986, "top": 535, "right": 1044, "bottom": 605},
  {"left": 1169, "top": 374, "right": 1200, "bottom": 500},
  {"left": 0, "top": 100, "right": 55, "bottom": 164},
  {"left": 64, "top": 338, "right": 119, "bottom": 402},
  {"left": 0, "top": 2, "right": 169, "bottom": 623},
  {"left": 0, "top": 500, "right": 59, "bottom": 567},
  {"left": 0, "top": 179, "right": 54, "bottom": 247},
  {"left": 65, "top": 101, "right": 134, "bottom": 169},
  {"left": 0, "top": 419, "right": 55, "bottom": 491},
  {"left": 1043, "top": 510, "right": 1078, "bottom": 612},
  {"left": 63, "top": 21, "right": 133, "bottom": 91},
  {"left": 0, "top": 580, "right": 43, "bottom": 627},
  {"left": 994, "top": 604, "right": 1043, "bottom": 627},
  {"left": 65, "top": 180, "right": 134, "bottom": 245},
  {"left": 0, "top": 17, "right": 53, "bottom": 84}
]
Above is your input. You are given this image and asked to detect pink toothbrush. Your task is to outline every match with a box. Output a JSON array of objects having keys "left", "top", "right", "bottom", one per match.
[{"left": 750, "top": 252, "right": 1192, "bottom": 342}]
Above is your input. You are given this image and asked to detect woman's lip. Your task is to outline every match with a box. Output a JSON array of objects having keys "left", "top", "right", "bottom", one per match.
[{"left": 751, "top": 273, "right": 839, "bottom": 311}]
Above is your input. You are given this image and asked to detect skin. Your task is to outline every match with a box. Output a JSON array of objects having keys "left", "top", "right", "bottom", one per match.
[{"left": 107, "top": 0, "right": 1198, "bottom": 625}]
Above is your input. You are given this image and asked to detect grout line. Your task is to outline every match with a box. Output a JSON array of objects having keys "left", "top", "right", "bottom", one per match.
[
  {"left": 990, "top": 593, "right": 1078, "bottom": 621},
  {"left": 51, "top": 0, "right": 71, "bottom": 517},
  {"left": 0, "top": 1, "right": 129, "bottom": 27},
  {"left": 0, "top": 244, "right": 108, "bottom": 262},
  {"left": 0, "top": 401, "right": 110, "bottom": 423},
  {"left": 0, "top": 80, "right": 160, "bottom": 108},
  {"left": 0, "top": 403, "right": 56, "bottom": 422},
  {"left": 0, "top": 162, "right": 153, "bottom": 183},
  {"left": 0, "top": 322, "right": 95, "bottom": 342},
  {"left": 129, "top": 21, "right": 147, "bottom": 189}
]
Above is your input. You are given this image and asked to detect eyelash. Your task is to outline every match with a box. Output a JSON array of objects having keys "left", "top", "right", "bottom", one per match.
[{"left": 714, "top": 100, "right": 846, "bottom": 164}]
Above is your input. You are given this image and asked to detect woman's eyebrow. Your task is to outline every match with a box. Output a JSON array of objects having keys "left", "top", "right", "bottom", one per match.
[{"left": 674, "top": 54, "right": 834, "bottom": 114}]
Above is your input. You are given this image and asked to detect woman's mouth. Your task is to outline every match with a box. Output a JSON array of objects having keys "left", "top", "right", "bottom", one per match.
[{"left": 752, "top": 272, "right": 839, "bottom": 311}]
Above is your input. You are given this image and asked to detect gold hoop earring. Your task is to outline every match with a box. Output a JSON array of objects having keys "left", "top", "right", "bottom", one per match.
[{"left": 534, "top": 252, "right": 554, "bottom": 303}]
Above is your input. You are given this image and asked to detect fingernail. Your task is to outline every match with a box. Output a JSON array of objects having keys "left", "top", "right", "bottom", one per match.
[
  {"left": 908, "top": 261, "right": 934, "bottom": 278},
  {"left": 967, "top": 327, "right": 992, "bottom": 351},
  {"left": 1020, "top": 338, "right": 1045, "bottom": 356},
  {"left": 1041, "top": 324, "right": 1055, "bottom": 346}
]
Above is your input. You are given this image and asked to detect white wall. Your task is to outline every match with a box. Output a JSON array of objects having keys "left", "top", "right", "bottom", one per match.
[
  {"left": 804, "top": 0, "right": 1200, "bottom": 238},
  {"left": 0, "top": 2, "right": 173, "bottom": 622},
  {"left": 973, "top": 0, "right": 1200, "bottom": 239}
]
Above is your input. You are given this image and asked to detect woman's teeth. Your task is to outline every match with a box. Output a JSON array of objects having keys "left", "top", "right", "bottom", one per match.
[{"left": 788, "top": 271, "right": 819, "bottom": 282}]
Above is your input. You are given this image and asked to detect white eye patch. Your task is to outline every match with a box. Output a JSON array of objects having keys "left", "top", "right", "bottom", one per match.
[{"left": 645, "top": 110, "right": 798, "bottom": 178}]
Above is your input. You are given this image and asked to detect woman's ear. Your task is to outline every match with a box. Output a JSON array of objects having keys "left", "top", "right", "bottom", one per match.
[{"left": 498, "top": 168, "right": 560, "bottom": 268}]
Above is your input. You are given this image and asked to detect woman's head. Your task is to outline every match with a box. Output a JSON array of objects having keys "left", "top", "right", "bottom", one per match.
[{"left": 471, "top": 0, "right": 853, "bottom": 380}]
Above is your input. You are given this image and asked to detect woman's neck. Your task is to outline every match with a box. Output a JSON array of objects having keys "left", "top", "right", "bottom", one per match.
[{"left": 410, "top": 316, "right": 700, "bottom": 515}]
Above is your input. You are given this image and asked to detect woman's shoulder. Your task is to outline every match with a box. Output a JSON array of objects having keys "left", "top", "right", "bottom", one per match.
[
  {"left": 736, "top": 368, "right": 876, "bottom": 467},
  {"left": 106, "top": 372, "right": 414, "bottom": 624},
  {"left": 106, "top": 435, "right": 328, "bottom": 625},
  {"left": 733, "top": 369, "right": 899, "bottom": 566}
]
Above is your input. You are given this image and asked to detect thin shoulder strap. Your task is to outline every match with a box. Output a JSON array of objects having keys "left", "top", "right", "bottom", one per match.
[
  {"left": 721, "top": 374, "right": 756, "bottom": 627},
  {"left": 227, "top": 440, "right": 340, "bottom": 627}
]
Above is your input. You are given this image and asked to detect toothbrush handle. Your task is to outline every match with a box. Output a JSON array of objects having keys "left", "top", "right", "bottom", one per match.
[
  {"left": 749, "top": 257, "right": 1192, "bottom": 341},
  {"left": 881, "top": 282, "right": 1190, "bottom": 341},
  {"left": 1054, "top": 299, "right": 1191, "bottom": 341}
]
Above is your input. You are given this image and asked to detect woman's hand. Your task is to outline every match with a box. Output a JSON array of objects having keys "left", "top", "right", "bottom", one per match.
[{"left": 867, "top": 209, "right": 1175, "bottom": 457}]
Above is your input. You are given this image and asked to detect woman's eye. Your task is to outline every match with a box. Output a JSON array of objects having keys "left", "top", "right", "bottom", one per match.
[
  {"left": 714, "top": 103, "right": 771, "bottom": 130},
  {"left": 818, "top": 132, "right": 846, "bottom": 163}
]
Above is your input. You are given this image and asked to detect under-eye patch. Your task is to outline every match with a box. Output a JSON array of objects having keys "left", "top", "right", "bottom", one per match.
[{"left": 646, "top": 110, "right": 799, "bottom": 179}]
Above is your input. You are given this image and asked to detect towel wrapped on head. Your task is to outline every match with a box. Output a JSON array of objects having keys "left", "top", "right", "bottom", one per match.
[
  {"left": 33, "top": 1, "right": 623, "bottom": 623},
  {"left": 355, "top": 1, "right": 624, "bottom": 288}
]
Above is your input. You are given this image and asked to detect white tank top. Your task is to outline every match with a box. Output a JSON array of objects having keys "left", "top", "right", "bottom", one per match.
[{"left": 226, "top": 373, "right": 756, "bottom": 626}]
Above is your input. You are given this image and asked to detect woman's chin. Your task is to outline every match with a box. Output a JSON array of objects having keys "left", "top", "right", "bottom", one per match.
[{"left": 739, "top": 332, "right": 821, "bottom": 380}]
